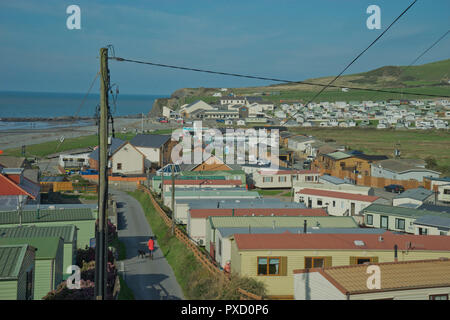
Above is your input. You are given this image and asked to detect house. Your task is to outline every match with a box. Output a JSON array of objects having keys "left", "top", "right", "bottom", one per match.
[
  {"left": 129, "top": 134, "right": 174, "bottom": 169},
  {"left": 438, "top": 184, "right": 450, "bottom": 203},
  {"left": 188, "top": 208, "right": 328, "bottom": 245},
  {"left": 58, "top": 152, "right": 91, "bottom": 170},
  {"left": 296, "top": 188, "right": 379, "bottom": 216},
  {"left": 253, "top": 169, "right": 319, "bottom": 189},
  {"left": 230, "top": 231, "right": 450, "bottom": 298},
  {"left": 173, "top": 198, "right": 307, "bottom": 225},
  {"left": 161, "top": 179, "right": 243, "bottom": 193},
  {"left": 0, "top": 168, "right": 40, "bottom": 206},
  {"left": 313, "top": 151, "right": 388, "bottom": 184},
  {"left": 180, "top": 100, "right": 214, "bottom": 118},
  {"left": 0, "top": 244, "right": 36, "bottom": 300},
  {"left": 0, "top": 204, "right": 96, "bottom": 248},
  {"left": 287, "top": 135, "right": 316, "bottom": 154},
  {"left": 0, "top": 225, "right": 77, "bottom": 277},
  {"left": 0, "top": 156, "right": 29, "bottom": 170},
  {"left": 206, "top": 215, "right": 366, "bottom": 268},
  {"left": 293, "top": 259, "right": 450, "bottom": 300},
  {"left": 0, "top": 237, "right": 63, "bottom": 300},
  {"left": 89, "top": 138, "right": 145, "bottom": 175},
  {"left": 220, "top": 97, "right": 247, "bottom": 106},
  {"left": 162, "top": 189, "right": 260, "bottom": 209},
  {"left": 371, "top": 159, "right": 440, "bottom": 182},
  {"left": 361, "top": 203, "right": 450, "bottom": 235},
  {"left": 413, "top": 215, "right": 450, "bottom": 236},
  {"left": 393, "top": 187, "right": 434, "bottom": 207}
]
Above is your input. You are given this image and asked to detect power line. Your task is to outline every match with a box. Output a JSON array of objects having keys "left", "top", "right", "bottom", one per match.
[
  {"left": 301, "top": 0, "right": 418, "bottom": 109},
  {"left": 110, "top": 56, "right": 449, "bottom": 98}
]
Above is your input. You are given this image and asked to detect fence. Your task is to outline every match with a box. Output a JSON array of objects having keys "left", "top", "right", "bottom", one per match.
[{"left": 137, "top": 184, "right": 263, "bottom": 300}]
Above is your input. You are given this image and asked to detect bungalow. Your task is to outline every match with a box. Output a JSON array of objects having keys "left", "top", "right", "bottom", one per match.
[
  {"left": 361, "top": 203, "right": 450, "bottom": 235},
  {"left": 253, "top": 169, "right": 319, "bottom": 189},
  {"left": 0, "top": 244, "right": 36, "bottom": 300},
  {"left": 188, "top": 208, "right": 328, "bottom": 246},
  {"left": 296, "top": 188, "right": 379, "bottom": 216},
  {"left": 393, "top": 188, "right": 434, "bottom": 207},
  {"left": 89, "top": 138, "right": 145, "bottom": 175},
  {"left": 0, "top": 225, "right": 77, "bottom": 276},
  {"left": 0, "top": 168, "right": 40, "bottom": 207},
  {"left": 206, "top": 215, "right": 366, "bottom": 268},
  {"left": 174, "top": 198, "right": 307, "bottom": 225},
  {"left": 162, "top": 189, "right": 260, "bottom": 209},
  {"left": 130, "top": 134, "right": 174, "bottom": 168},
  {"left": 0, "top": 237, "right": 64, "bottom": 300},
  {"left": 371, "top": 159, "right": 440, "bottom": 182},
  {"left": 230, "top": 231, "right": 450, "bottom": 298},
  {"left": 0, "top": 204, "right": 96, "bottom": 248},
  {"left": 293, "top": 259, "right": 450, "bottom": 300},
  {"left": 287, "top": 135, "right": 316, "bottom": 153},
  {"left": 220, "top": 97, "right": 247, "bottom": 106}
]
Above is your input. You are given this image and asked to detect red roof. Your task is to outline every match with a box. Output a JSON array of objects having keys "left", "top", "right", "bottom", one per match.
[
  {"left": 189, "top": 208, "right": 327, "bottom": 219},
  {"left": 0, "top": 174, "right": 35, "bottom": 199},
  {"left": 297, "top": 188, "right": 379, "bottom": 202},
  {"left": 234, "top": 231, "right": 450, "bottom": 251}
]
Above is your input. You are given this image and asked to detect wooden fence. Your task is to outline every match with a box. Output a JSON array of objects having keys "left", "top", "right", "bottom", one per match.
[{"left": 137, "top": 184, "right": 263, "bottom": 300}]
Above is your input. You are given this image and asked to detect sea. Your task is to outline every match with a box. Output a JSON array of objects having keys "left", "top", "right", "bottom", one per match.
[{"left": 0, "top": 91, "right": 167, "bottom": 130}]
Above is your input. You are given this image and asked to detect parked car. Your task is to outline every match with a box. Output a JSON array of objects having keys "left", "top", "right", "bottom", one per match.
[
  {"left": 384, "top": 184, "right": 405, "bottom": 193},
  {"left": 80, "top": 169, "right": 98, "bottom": 175}
]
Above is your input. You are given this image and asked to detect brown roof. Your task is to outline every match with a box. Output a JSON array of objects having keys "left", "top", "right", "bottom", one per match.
[
  {"left": 234, "top": 231, "right": 450, "bottom": 251},
  {"left": 294, "top": 259, "right": 450, "bottom": 295},
  {"left": 190, "top": 208, "right": 327, "bottom": 219},
  {"left": 171, "top": 179, "right": 242, "bottom": 186},
  {"left": 298, "top": 188, "right": 379, "bottom": 202}
]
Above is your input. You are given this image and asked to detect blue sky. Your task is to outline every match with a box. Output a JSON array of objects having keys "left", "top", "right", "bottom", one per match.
[{"left": 0, "top": 0, "right": 449, "bottom": 95}]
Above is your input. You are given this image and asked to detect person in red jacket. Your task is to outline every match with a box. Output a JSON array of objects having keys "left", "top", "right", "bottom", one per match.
[{"left": 147, "top": 237, "right": 155, "bottom": 260}]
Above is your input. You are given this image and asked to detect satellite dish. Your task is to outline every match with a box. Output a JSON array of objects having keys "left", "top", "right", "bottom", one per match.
[{"left": 59, "top": 136, "right": 65, "bottom": 143}]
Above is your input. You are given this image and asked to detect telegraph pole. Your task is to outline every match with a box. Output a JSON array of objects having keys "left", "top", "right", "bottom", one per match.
[
  {"left": 171, "top": 163, "right": 175, "bottom": 235},
  {"left": 95, "top": 47, "right": 109, "bottom": 300}
]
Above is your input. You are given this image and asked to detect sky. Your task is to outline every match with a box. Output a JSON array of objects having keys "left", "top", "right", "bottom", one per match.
[{"left": 0, "top": 0, "right": 449, "bottom": 95}]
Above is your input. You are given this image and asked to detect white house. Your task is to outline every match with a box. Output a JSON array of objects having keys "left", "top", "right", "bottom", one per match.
[
  {"left": 371, "top": 159, "right": 441, "bottom": 182},
  {"left": 130, "top": 134, "right": 172, "bottom": 168},
  {"left": 253, "top": 169, "right": 320, "bottom": 189},
  {"left": 293, "top": 259, "right": 450, "bottom": 300},
  {"left": 392, "top": 188, "right": 434, "bottom": 207},
  {"left": 180, "top": 100, "right": 214, "bottom": 117},
  {"left": 296, "top": 188, "right": 379, "bottom": 216}
]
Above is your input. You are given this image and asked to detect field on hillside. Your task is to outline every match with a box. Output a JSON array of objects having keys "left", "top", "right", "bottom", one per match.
[{"left": 290, "top": 127, "right": 450, "bottom": 175}]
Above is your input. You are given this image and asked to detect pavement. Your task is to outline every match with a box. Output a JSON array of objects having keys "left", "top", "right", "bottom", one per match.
[{"left": 111, "top": 189, "right": 184, "bottom": 300}]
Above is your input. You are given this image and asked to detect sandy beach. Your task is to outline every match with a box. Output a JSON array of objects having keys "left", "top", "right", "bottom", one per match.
[{"left": 0, "top": 117, "right": 177, "bottom": 151}]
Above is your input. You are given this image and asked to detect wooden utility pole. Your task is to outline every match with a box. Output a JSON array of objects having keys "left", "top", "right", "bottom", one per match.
[
  {"left": 171, "top": 163, "right": 175, "bottom": 235},
  {"left": 95, "top": 47, "right": 109, "bottom": 300}
]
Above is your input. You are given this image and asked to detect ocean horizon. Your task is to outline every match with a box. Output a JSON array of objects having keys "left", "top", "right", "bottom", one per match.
[{"left": 0, "top": 91, "right": 168, "bottom": 119}]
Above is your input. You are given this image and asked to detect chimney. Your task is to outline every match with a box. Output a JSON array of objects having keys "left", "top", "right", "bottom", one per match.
[
  {"left": 394, "top": 244, "right": 398, "bottom": 262},
  {"left": 304, "top": 220, "right": 307, "bottom": 233}
]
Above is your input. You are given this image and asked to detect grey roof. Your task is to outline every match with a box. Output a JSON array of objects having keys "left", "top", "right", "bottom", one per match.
[
  {"left": 0, "top": 156, "right": 26, "bottom": 169},
  {"left": 376, "top": 159, "right": 439, "bottom": 174},
  {"left": 40, "top": 176, "right": 65, "bottom": 182},
  {"left": 130, "top": 134, "right": 171, "bottom": 149},
  {"left": 418, "top": 204, "right": 450, "bottom": 214},
  {"left": 217, "top": 227, "right": 387, "bottom": 238},
  {"left": 89, "top": 138, "right": 125, "bottom": 161},
  {"left": 413, "top": 215, "right": 450, "bottom": 229},
  {"left": 319, "top": 175, "right": 352, "bottom": 185},
  {"left": 23, "top": 169, "right": 39, "bottom": 184},
  {"left": 425, "top": 177, "right": 450, "bottom": 182},
  {"left": 177, "top": 198, "right": 306, "bottom": 209},
  {"left": 394, "top": 188, "right": 433, "bottom": 201}
]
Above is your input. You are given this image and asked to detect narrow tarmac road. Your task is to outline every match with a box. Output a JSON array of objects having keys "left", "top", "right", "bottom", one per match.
[{"left": 111, "top": 189, "right": 184, "bottom": 300}]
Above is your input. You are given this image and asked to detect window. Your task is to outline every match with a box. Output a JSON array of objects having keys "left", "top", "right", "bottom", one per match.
[
  {"left": 117, "top": 163, "right": 122, "bottom": 170},
  {"left": 25, "top": 269, "right": 33, "bottom": 300},
  {"left": 279, "top": 176, "right": 287, "bottom": 183},
  {"left": 263, "top": 177, "right": 273, "bottom": 183},
  {"left": 429, "top": 294, "right": 448, "bottom": 300},
  {"left": 218, "top": 238, "right": 222, "bottom": 256},
  {"left": 350, "top": 257, "right": 378, "bottom": 265},
  {"left": 317, "top": 199, "right": 323, "bottom": 206},
  {"left": 381, "top": 216, "right": 389, "bottom": 229},
  {"left": 332, "top": 201, "right": 336, "bottom": 208},
  {"left": 418, "top": 227, "right": 428, "bottom": 235},
  {"left": 395, "top": 218, "right": 405, "bottom": 230},
  {"left": 305, "top": 257, "right": 332, "bottom": 268},
  {"left": 257, "top": 257, "right": 280, "bottom": 276},
  {"left": 366, "top": 214, "right": 373, "bottom": 225},
  {"left": 444, "top": 189, "right": 450, "bottom": 195}
]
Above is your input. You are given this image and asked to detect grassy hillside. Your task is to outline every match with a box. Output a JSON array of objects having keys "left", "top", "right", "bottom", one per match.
[{"left": 176, "top": 59, "right": 450, "bottom": 104}]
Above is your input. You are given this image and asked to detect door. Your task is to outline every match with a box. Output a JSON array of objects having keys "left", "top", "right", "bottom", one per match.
[
  {"left": 350, "top": 202, "right": 355, "bottom": 216},
  {"left": 308, "top": 198, "right": 312, "bottom": 208}
]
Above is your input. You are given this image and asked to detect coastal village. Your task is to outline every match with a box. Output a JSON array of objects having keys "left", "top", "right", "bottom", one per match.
[{"left": 1, "top": 92, "right": 449, "bottom": 300}]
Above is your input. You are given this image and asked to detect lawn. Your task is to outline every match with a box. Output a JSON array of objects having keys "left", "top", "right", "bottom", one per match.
[
  {"left": 290, "top": 127, "right": 450, "bottom": 174},
  {"left": 256, "top": 189, "right": 285, "bottom": 196}
]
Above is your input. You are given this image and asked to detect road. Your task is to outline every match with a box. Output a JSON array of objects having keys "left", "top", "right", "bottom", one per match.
[{"left": 111, "top": 189, "right": 184, "bottom": 300}]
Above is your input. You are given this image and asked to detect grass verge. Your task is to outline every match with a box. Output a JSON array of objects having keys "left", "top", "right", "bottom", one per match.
[{"left": 117, "top": 275, "right": 135, "bottom": 300}]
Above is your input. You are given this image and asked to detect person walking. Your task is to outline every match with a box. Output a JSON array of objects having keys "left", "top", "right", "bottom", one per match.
[{"left": 147, "top": 236, "right": 155, "bottom": 260}]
